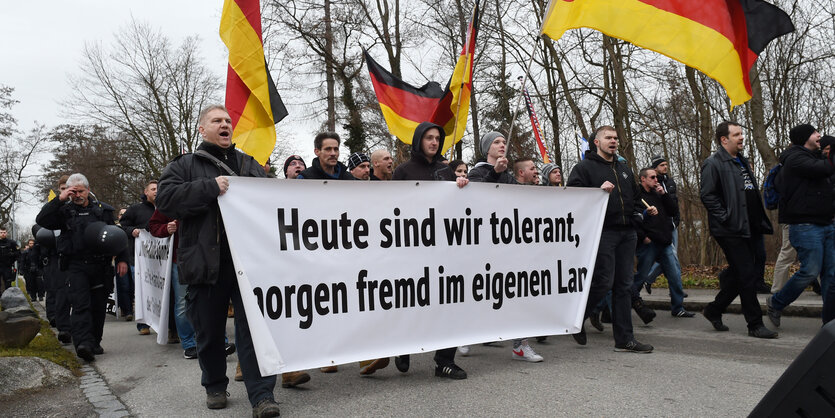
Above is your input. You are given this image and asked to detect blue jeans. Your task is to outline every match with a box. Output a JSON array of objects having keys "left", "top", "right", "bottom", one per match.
[
  {"left": 170, "top": 264, "right": 196, "bottom": 350},
  {"left": 772, "top": 223, "right": 835, "bottom": 313},
  {"left": 116, "top": 266, "right": 134, "bottom": 315},
  {"left": 633, "top": 241, "right": 685, "bottom": 313},
  {"left": 646, "top": 227, "right": 678, "bottom": 284}
]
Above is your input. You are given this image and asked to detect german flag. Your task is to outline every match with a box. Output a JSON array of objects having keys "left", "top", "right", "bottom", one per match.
[
  {"left": 366, "top": 1, "right": 479, "bottom": 154},
  {"left": 541, "top": 0, "right": 794, "bottom": 107},
  {"left": 220, "top": 0, "right": 287, "bottom": 165}
]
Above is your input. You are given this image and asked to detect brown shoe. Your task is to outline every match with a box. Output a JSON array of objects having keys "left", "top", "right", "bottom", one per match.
[
  {"left": 281, "top": 370, "right": 311, "bottom": 388},
  {"left": 167, "top": 330, "right": 180, "bottom": 344},
  {"left": 319, "top": 365, "right": 338, "bottom": 373},
  {"left": 139, "top": 327, "right": 151, "bottom": 335},
  {"left": 359, "top": 358, "right": 390, "bottom": 375},
  {"left": 235, "top": 362, "right": 243, "bottom": 381},
  {"left": 227, "top": 304, "right": 234, "bottom": 318}
]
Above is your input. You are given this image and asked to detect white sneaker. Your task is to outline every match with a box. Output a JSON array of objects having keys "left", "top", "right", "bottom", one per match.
[
  {"left": 458, "top": 345, "right": 470, "bottom": 356},
  {"left": 511, "top": 343, "right": 543, "bottom": 362}
]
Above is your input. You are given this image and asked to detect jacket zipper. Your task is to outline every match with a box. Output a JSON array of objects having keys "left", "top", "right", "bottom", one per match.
[{"left": 613, "top": 162, "right": 626, "bottom": 225}]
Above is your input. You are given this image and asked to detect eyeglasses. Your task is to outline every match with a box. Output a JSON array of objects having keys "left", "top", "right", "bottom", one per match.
[{"left": 647, "top": 176, "right": 657, "bottom": 179}]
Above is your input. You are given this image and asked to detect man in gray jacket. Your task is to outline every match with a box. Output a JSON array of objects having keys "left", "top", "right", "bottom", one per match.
[{"left": 156, "top": 105, "right": 279, "bottom": 417}]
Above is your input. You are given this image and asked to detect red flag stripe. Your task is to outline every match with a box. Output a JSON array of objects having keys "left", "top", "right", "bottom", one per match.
[{"left": 232, "top": 0, "right": 263, "bottom": 40}]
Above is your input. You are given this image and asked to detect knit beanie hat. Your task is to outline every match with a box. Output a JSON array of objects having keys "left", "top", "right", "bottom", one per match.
[
  {"left": 820, "top": 135, "right": 835, "bottom": 151},
  {"left": 540, "top": 163, "right": 560, "bottom": 186},
  {"left": 283, "top": 155, "right": 305, "bottom": 176},
  {"left": 650, "top": 155, "right": 667, "bottom": 168},
  {"left": 789, "top": 124, "right": 817, "bottom": 146},
  {"left": 346, "top": 152, "right": 370, "bottom": 170},
  {"left": 480, "top": 131, "right": 505, "bottom": 157}
]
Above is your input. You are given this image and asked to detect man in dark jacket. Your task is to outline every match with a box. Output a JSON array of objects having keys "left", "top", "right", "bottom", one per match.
[
  {"left": 467, "top": 131, "right": 516, "bottom": 183},
  {"left": 156, "top": 105, "right": 279, "bottom": 417},
  {"left": 391, "top": 121, "right": 469, "bottom": 379},
  {"left": 567, "top": 125, "right": 653, "bottom": 353},
  {"left": 36, "top": 173, "right": 130, "bottom": 361},
  {"left": 119, "top": 180, "right": 158, "bottom": 334},
  {"left": 632, "top": 168, "right": 693, "bottom": 318},
  {"left": 297, "top": 132, "right": 355, "bottom": 180},
  {"left": 0, "top": 226, "right": 19, "bottom": 292},
  {"left": 700, "top": 121, "right": 776, "bottom": 338},
  {"left": 767, "top": 124, "right": 835, "bottom": 328},
  {"left": 643, "top": 154, "right": 688, "bottom": 294}
]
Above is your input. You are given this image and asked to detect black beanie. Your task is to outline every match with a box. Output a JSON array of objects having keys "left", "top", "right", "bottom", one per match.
[
  {"left": 283, "top": 155, "right": 305, "bottom": 176},
  {"left": 789, "top": 124, "right": 816, "bottom": 146},
  {"left": 650, "top": 155, "right": 666, "bottom": 168},
  {"left": 820, "top": 135, "right": 835, "bottom": 151}
]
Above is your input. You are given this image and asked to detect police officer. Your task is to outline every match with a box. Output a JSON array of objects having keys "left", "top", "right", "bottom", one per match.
[
  {"left": 36, "top": 173, "right": 129, "bottom": 361},
  {"left": 0, "top": 226, "right": 19, "bottom": 293}
]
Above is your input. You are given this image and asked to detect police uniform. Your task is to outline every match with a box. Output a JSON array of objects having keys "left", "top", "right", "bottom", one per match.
[
  {"left": 0, "top": 236, "right": 19, "bottom": 292},
  {"left": 36, "top": 196, "right": 128, "bottom": 359}
]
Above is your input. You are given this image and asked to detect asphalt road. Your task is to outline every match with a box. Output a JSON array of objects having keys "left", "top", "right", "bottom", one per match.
[{"left": 81, "top": 306, "right": 823, "bottom": 417}]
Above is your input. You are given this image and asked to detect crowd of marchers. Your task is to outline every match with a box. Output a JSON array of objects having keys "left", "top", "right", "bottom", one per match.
[{"left": 2, "top": 104, "right": 832, "bottom": 418}]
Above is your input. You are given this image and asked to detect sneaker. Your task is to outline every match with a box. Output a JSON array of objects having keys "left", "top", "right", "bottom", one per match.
[
  {"left": 57, "top": 331, "right": 72, "bottom": 344},
  {"left": 183, "top": 347, "right": 198, "bottom": 359},
  {"left": 572, "top": 324, "right": 587, "bottom": 345},
  {"left": 138, "top": 327, "right": 150, "bottom": 335},
  {"left": 359, "top": 358, "right": 390, "bottom": 375},
  {"left": 206, "top": 391, "right": 228, "bottom": 409},
  {"left": 457, "top": 346, "right": 470, "bottom": 356},
  {"left": 435, "top": 364, "right": 467, "bottom": 380},
  {"left": 319, "top": 365, "right": 338, "bottom": 373},
  {"left": 748, "top": 325, "right": 778, "bottom": 339},
  {"left": 252, "top": 399, "right": 280, "bottom": 418},
  {"left": 766, "top": 296, "right": 781, "bottom": 327},
  {"left": 672, "top": 310, "right": 695, "bottom": 318},
  {"left": 632, "top": 299, "right": 656, "bottom": 324},
  {"left": 644, "top": 282, "right": 652, "bottom": 295},
  {"left": 282, "top": 370, "right": 311, "bottom": 387},
  {"left": 76, "top": 344, "right": 95, "bottom": 362},
  {"left": 703, "top": 309, "right": 729, "bottom": 331},
  {"left": 590, "top": 311, "right": 604, "bottom": 331},
  {"left": 225, "top": 343, "right": 236, "bottom": 356},
  {"left": 92, "top": 345, "right": 104, "bottom": 355},
  {"left": 394, "top": 355, "right": 410, "bottom": 373},
  {"left": 614, "top": 339, "right": 654, "bottom": 353},
  {"left": 511, "top": 344, "right": 544, "bottom": 362}
]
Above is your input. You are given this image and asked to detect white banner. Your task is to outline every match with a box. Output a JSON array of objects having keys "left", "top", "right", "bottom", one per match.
[
  {"left": 133, "top": 231, "right": 173, "bottom": 345},
  {"left": 219, "top": 177, "right": 608, "bottom": 375}
]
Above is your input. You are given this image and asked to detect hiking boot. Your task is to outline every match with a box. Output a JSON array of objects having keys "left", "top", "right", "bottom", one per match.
[
  {"left": 572, "top": 324, "right": 587, "bottom": 345},
  {"left": 206, "top": 391, "right": 228, "bottom": 409},
  {"left": 632, "top": 299, "right": 656, "bottom": 324},
  {"left": 76, "top": 344, "right": 95, "bottom": 362},
  {"left": 319, "top": 365, "right": 338, "bottom": 373},
  {"left": 703, "top": 309, "right": 729, "bottom": 331},
  {"left": 359, "top": 358, "right": 390, "bottom": 375},
  {"left": 183, "top": 347, "right": 198, "bottom": 359},
  {"left": 614, "top": 339, "right": 654, "bottom": 353},
  {"left": 58, "top": 331, "right": 72, "bottom": 344},
  {"left": 749, "top": 325, "right": 778, "bottom": 339},
  {"left": 394, "top": 355, "right": 410, "bottom": 373},
  {"left": 672, "top": 310, "right": 695, "bottom": 318},
  {"left": 225, "top": 343, "right": 236, "bottom": 356},
  {"left": 235, "top": 362, "right": 244, "bottom": 381},
  {"left": 457, "top": 346, "right": 470, "bottom": 356},
  {"left": 766, "top": 296, "right": 781, "bottom": 327},
  {"left": 251, "top": 399, "right": 280, "bottom": 418},
  {"left": 590, "top": 311, "right": 604, "bottom": 331},
  {"left": 435, "top": 363, "right": 467, "bottom": 380},
  {"left": 511, "top": 343, "right": 544, "bottom": 362},
  {"left": 601, "top": 308, "right": 612, "bottom": 323},
  {"left": 282, "top": 370, "right": 311, "bottom": 387}
]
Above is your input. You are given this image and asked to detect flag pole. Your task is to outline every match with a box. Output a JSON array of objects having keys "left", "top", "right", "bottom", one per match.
[
  {"left": 446, "top": 1, "right": 478, "bottom": 160},
  {"left": 505, "top": 35, "right": 539, "bottom": 154}
]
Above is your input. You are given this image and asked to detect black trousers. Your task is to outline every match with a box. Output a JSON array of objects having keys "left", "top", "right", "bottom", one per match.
[
  {"left": 67, "top": 260, "right": 111, "bottom": 349},
  {"left": 24, "top": 272, "right": 43, "bottom": 299},
  {"left": 705, "top": 235, "right": 765, "bottom": 329},
  {"left": 0, "top": 267, "right": 14, "bottom": 291},
  {"left": 44, "top": 256, "right": 71, "bottom": 333},
  {"left": 583, "top": 228, "right": 637, "bottom": 345},
  {"left": 186, "top": 260, "right": 276, "bottom": 407}
]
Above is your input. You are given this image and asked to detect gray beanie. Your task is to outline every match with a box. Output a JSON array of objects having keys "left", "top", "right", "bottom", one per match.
[
  {"left": 540, "top": 163, "right": 561, "bottom": 186},
  {"left": 480, "top": 131, "right": 505, "bottom": 156}
]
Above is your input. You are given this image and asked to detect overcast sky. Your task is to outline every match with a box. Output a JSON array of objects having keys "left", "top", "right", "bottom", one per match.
[{"left": 3, "top": 1, "right": 315, "bottom": 232}]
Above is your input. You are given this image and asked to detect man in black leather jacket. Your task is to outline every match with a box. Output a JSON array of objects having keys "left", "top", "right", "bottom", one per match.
[{"left": 700, "top": 121, "right": 776, "bottom": 338}]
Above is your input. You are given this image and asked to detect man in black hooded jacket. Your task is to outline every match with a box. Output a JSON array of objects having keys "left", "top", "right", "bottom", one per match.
[{"left": 391, "top": 121, "right": 470, "bottom": 379}]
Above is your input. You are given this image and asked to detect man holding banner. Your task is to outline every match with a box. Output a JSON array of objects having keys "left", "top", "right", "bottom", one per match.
[
  {"left": 567, "top": 126, "right": 653, "bottom": 353},
  {"left": 156, "top": 105, "right": 279, "bottom": 416}
]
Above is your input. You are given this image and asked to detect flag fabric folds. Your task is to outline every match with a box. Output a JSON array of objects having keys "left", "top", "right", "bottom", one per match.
[
  {"left": 541, "top": 0, "right": 794, "bottom": 107},
  {"left": 366, "top": 1, "right": 479, "bottom": 155},
  {"left": 220, "top": 0, "right": 288, "bottom": 165},
  {"left": 519, "top": 78, "right": 551, "bottom": 164}
]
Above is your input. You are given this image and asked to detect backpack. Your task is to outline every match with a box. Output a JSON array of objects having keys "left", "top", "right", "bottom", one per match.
[{"left": 762, "top": 163, "right": 782, "bottom": 210}]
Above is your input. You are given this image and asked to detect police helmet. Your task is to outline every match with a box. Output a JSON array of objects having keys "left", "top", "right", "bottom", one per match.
[
  {"left": 35, "top": 227, "right": 58, "bottom": 249},
  {"left": 83, "top": 221, "right": 128, "bottom": 256}
]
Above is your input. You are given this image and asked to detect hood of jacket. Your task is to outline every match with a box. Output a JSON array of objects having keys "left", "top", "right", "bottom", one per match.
[{"left": 411, "top": 122, "right": 446, "bottom": 164}]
